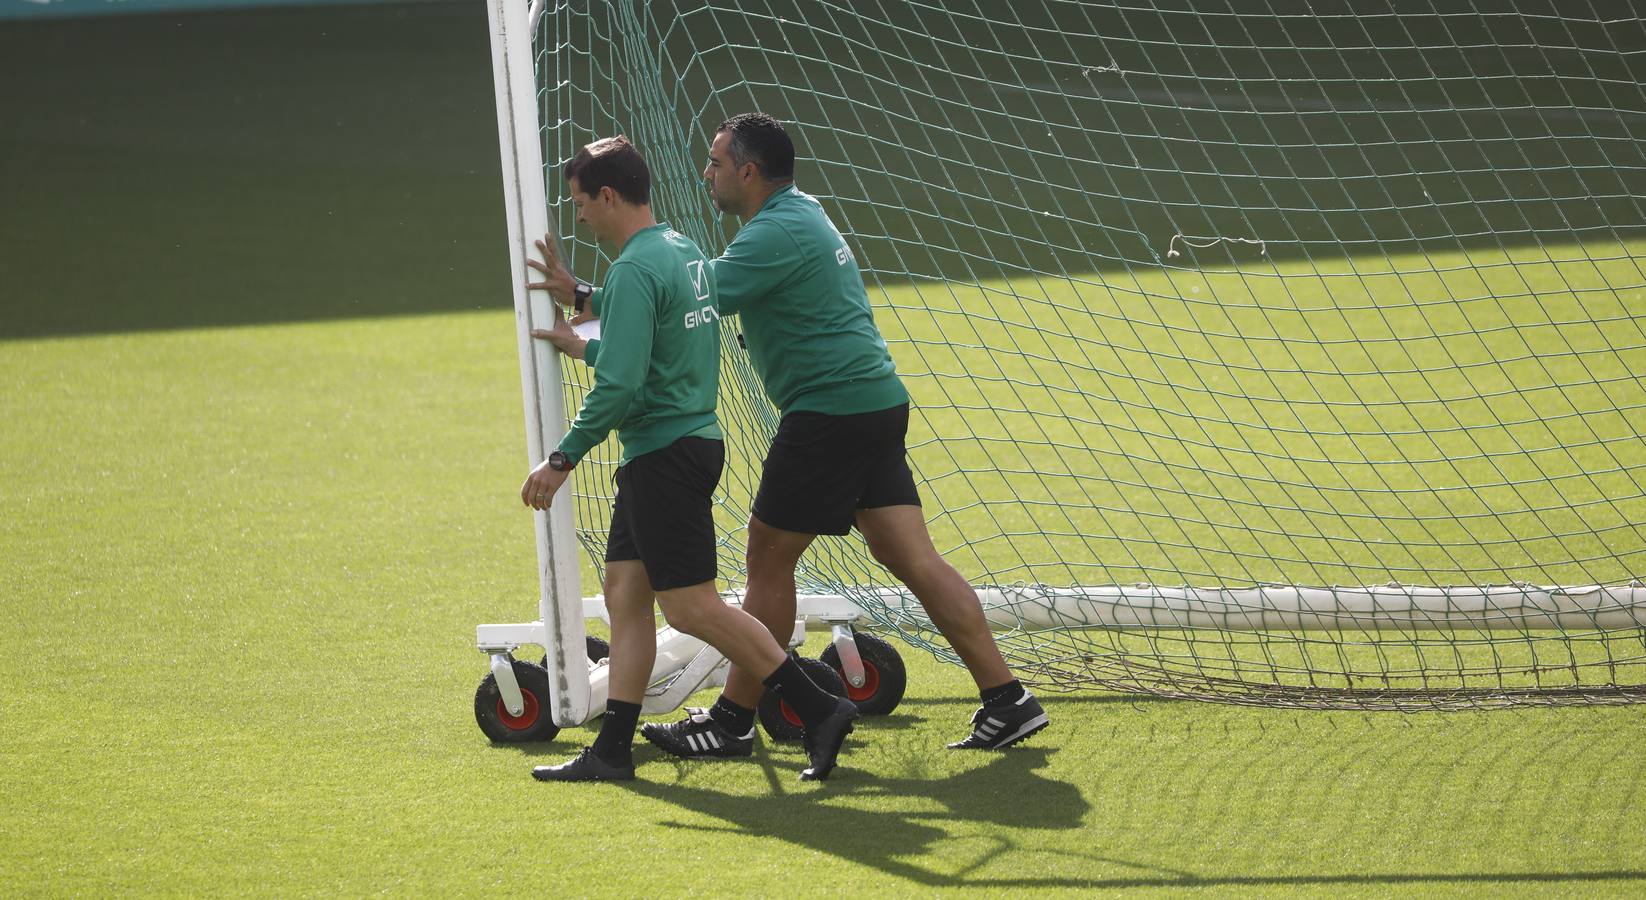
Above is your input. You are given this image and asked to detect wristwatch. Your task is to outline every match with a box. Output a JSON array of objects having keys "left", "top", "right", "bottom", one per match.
[
  {"left": 572, "top": 281, "right": 593, "bottom": 314},
  {"left": 547, "top": 450, "right": 576, "bottom": 472}
]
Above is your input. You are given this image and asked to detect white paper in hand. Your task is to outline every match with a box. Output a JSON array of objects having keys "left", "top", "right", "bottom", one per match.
[{"left": 573, "top": 319, "right": 602, "bottom": 341}]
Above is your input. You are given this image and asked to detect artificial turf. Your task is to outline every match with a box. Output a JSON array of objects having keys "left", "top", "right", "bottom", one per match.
[
  {"left": 3, "top": 3, "right": 1643, "bottom": 894},
  {"left": 3, "top": 309, "right": 1644, "bottom": 896}
]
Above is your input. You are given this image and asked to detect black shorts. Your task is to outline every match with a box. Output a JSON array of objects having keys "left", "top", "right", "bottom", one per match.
[
  {"left": 605, "top": 436, "right": 724, "bottom": 591},
  {"left": 751, "top": 403, "right": 921, "bottom": 536}
]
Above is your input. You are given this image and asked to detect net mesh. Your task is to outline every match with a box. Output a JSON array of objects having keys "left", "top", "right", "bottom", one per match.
[{"left": 530, "top": 0, "right": 1646, "bottom": 708}]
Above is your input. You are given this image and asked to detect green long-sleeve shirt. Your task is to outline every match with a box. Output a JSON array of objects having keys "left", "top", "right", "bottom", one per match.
[
  {"left": 557, "top": 223, "right": 721, "bottom": 466},
  {"left": 712, "top": 185, "right": 908, "bottom": 416},
  {"left": 588, "top": 185, "right": 906, "bottom": 416}
]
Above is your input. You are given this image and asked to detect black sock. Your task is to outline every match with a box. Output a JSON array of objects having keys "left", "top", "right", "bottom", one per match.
[
  {"left": 591, "top": 699, "right": 641, "bottom": 765},
  {"left": 708, "top": 696, "right": 756, "bottom": 737},
  {"left": 762, "top": 656, "right": 839, "bottom": 726},
  {"left": 980, "top": 679, "right": 1027, "bottom": 707}
]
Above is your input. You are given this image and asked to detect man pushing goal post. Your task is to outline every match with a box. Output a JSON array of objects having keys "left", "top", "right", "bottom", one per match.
[{"left": 530, "top": 115, "right": 1051, "bottom": 757}]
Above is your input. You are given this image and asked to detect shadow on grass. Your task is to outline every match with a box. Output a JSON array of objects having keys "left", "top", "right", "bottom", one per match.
[
  {"left": 625, "top": 747, "right": 1105, "bottom": 889},
  {"left": 625, "top": 744, "right": 1643, "bottom": 891},
  {"left": 607, "top": 743, "right": 1641, "bottom": 891}
]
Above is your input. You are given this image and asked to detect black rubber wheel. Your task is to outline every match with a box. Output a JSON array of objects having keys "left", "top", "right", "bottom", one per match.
[
  {"left": 539, "top": 634, "right": 612, "bottom": 669},
  {"left": 757, "top": 654, "right": 849, "bottom": 743},
  {"left": 474, "top": 658, "right": 561, "bottom": 743},
  {"left": 820, "top": 631, "right": 907, "bottom": 716}
]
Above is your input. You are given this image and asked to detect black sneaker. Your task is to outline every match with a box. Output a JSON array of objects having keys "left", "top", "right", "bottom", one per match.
[
  {"left": 531, "top": 747, "right": 635, "bottom": 782},
  {"left": 947, "top": 693, "right": 1049, "bottom": 749},
  {"left": 640, "top": 707, "right": 754, "bottom": 759},
  {"left": 799, "top": 696, "right": 859, "bottom": 781}
]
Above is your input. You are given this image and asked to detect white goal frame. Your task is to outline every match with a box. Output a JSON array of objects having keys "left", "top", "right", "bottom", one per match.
[
  {"left": 484, "top": 0, "right": 587, "bottom": 728},
  {"left": 478, "top": 0, "right": 1646, "bottom": 725}
]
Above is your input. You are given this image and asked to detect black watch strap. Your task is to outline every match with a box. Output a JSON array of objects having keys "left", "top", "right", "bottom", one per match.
[
  {"left": 573, "top": 281, "right": 593, "bottom": 314},
  {"left": 548, "top": 450, "right": 575, "bottom": 472}
]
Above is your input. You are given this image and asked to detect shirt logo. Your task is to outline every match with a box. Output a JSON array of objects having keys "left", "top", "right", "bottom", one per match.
[
  {"left": 836, "top": 245, "right": 850, "bottom": 265},
  {"left": 684, "top": 306, "right": 720, "bottom": 329},
  {"left": 687, "top": 259, "right": 710, "bottom": 302}
]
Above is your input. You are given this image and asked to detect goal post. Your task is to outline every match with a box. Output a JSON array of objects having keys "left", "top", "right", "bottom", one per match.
[
  {"left": 484, "top": 0, "right": 587, "bottom": 728},
  {"left": 490, "top": 0, "right": 1646, "bottom": 710}
]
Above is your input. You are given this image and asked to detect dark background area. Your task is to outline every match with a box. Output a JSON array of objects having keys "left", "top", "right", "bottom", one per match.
[
  {"left": 0, "top": 2, "right": 508, "bottom": 339},
  {"left": 2, "top": 0, "right": 1641, "bottom": 341}
]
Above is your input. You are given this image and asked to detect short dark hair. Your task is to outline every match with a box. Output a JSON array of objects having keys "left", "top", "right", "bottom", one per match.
[
  {"left": 563, "top": 136, "right": 650, "bottom": 205},
  {"left": 716, "top": 112, "right": 795, "bottom": 181}
]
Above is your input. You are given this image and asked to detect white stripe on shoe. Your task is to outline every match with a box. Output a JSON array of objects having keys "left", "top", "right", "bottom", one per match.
[{"left": 991, "top": 713, "right": 1050, "bottom": 747}]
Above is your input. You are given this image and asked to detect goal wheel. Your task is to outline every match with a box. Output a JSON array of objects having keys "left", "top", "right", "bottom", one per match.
[
  {"left": 820, "top": 631, "right": 906, "bottom": 716},
  {"left": 538, "top": 634, "right": 612, "bottom": 669},
  {"left": 474, "top": 658, "right": 560, "bottom": 743},
  {"left": 758, "top": 654, "right": 848, "bottom": 744}
]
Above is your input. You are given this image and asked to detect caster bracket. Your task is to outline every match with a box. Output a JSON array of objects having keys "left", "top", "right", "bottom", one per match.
[
  {"left": 489, "top": 652, "right": 525, "bottom": 717},
  {"left": 830, "top": 624, "right": 866, "bottom": 688}
]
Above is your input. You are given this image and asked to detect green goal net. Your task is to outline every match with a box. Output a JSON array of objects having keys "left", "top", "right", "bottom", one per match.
[{"left": 530, "top": 0, "right": 1646, "bottom": 708}]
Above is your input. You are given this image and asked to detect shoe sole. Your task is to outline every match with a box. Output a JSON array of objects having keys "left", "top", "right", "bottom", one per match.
[
  {"left": 531, "top": 767, "right": 635, "bottom": 782},
  {"left": 992, "top": 713, "right": 1049, "bottom": 748}
]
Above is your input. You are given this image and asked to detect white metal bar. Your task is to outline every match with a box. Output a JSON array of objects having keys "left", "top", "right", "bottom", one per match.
[
  {"left": 484, "top": 0, "right": 587, "bottom": 728},
  {"left": 476, "top": 622, "right": 543, "bottom": 650},
  {"left": 506, "top": 582, "right": 1646, "bottom": 642},
  {"left": 953, "top": 583, "right": 1646, "bottom": 631},
  {"left": 489, "top": 652, "right": 525, "bottom": 717},
  {"left": 640, "top": 645, "right": 733, "bottom": 714}
]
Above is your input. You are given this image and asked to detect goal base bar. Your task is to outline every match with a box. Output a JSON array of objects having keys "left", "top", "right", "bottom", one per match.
[{"left": 935, "top": 583, "right": 1646, "bottom": 631}]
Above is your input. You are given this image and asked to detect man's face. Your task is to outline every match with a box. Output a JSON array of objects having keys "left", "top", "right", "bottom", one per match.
[
  {"left": 568, "top": 177, "right": 611, "bottom": 242},
  {"left": 702, "top": 130, "right": 745, "bottom": 215}
]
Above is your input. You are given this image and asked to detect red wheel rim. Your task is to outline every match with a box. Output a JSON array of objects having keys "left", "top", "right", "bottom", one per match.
[
  {"left": 842, "top": 662, "right": 881, "bottom": 703},
  {"left": 779, "top": 700, "right": 803, "bottom": 728},
  {"left": 497, "top": 688, "right": 540, "bottom": 730}
]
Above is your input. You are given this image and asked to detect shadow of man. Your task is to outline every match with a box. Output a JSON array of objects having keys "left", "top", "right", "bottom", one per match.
[{"left": 617, "top": 747, "right": 1098, "bottom": 888}]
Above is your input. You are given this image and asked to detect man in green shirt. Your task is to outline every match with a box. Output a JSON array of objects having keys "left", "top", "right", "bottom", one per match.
[
  {"left": 534, "top": 117, "right": 1048, "bottom": 756},
  {"left": 519, "top": 135, "right": 857, "bottom": 783}
]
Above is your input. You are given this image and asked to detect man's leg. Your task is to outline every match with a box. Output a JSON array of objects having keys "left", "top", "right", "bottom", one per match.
[
  {"left": 602, "top": 561, "right": 658, "bottom": 705},
  {"left": 656, "top": 580, "right": 859, "bottom": 780},
  {"left": 640, "top": 517, "right": 830, "bottom": 759},
  {"left": 718, "top": 516, "right": 818, "bottom": 708},
  {"left": 854, "top": 504, "right": 1011, "bottom": 689},
  {"left": 855, "top": 503, "right": 1049, "bottom": 749},
  {"left": 655, "top": 581, "right": 785, "bottom": 677},
  {"left": 533, "top": 561, "right": 655, "bottom": 782}
]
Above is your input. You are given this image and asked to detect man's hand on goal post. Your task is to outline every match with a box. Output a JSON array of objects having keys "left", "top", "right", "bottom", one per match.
[{"left": 527, "top": 236, "right": 597, "bottom": 324}]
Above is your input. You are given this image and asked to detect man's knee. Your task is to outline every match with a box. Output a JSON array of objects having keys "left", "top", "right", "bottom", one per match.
[
  {"left": 603, "top": 564, "right": 653, "bottom": 616},
  {"left": 864, "top": 530, "right": 901, "bottom": 571},
  {"left": 864, "top": 532, "right": 932, "bottom": 583},
  {"left": 658, "top": 603, "right": 702, "bottom": 636},
  {"left": 859, "top": 506, "right": 941, "bottom": 578},
  {"left": 745, "top": 515, "right": 811, "bottom": 574},
  {"left": 655, "top": 584, "right": 720, "bottom": 637}
]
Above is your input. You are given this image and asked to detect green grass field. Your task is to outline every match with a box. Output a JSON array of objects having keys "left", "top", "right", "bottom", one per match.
[
  {"left": 5, "top": 2, "right": 1646, "bottom": 894},
  {"left": 4, "top": 302, "right": 1645, "bottom": 895}
]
